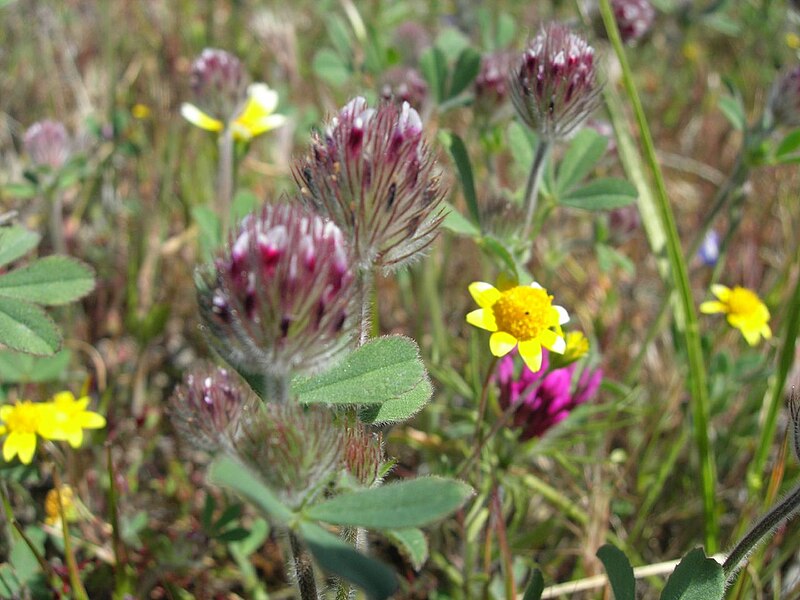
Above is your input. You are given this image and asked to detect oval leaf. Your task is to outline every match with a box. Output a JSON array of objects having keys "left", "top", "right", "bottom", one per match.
[
  {"left": 359, "top": 374, "right": 432, "bottom": 424},
  {"left": 292, "top": 335, "right": 426, "bottom": 406},
  {"left": 660, "top": 548, "right": 724, "bottom": 600},
  {"left": 522, "top": 569, "right": 544, "bottom": 600},
  {"left": 0, "top": 226, "right": 40, "bottom": 269},
  {"left": 560, "top": 178, "right": 637, "bottom": 211},
  {"left": 442, "top": 132, "right": 480, "bottom": 224},
  {"left": 0, "top": 256, "right": 95, "bottom": 305},
  {"left": 556, "top": 128, "right": 608, "bottom": 194},
  {"left": 385, "top": 528, "right": 428, "bottom": 571},
  {"left": 305, "top": 477, "right": 473, "bottom": 529},
  {"left": 0, "top": 297, "right": 60, "bottom": 355},
  {"left": 597, "top": 544, "right": 635, "bottom": 600},
  {"left": 448, "top": 47, "right": 481, "bottom": 99}
]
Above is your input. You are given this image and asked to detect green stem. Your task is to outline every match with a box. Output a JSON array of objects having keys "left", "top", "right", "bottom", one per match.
[
  {"left": 288, "top": 531, "right": 319, "bottom": 600},
  {"left": 359, "top": 268, "right": 374, "bottom": 346},
  {"left": 53, "top": 471, "right": 89, "bottom": 600},
  {"left": 457, "top": 357, "right": 498, "bottom": 479},
  {"left": 218, "top": 127, "right": 235, "bottom": 235},
  {"left": 49, "top": 189, "right": 66, "bottom": 255},
  {"left": 599, "top": 0, "right": 717, "bottom": 551},
  {"left": 521, "top": 141, "right": 551, "bottom": 243}
]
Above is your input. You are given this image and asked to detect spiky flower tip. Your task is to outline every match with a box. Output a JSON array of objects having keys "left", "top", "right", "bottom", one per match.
[
  {"left": 611, "top": 0, "right": 655, "bottom": 45},
  {"left": 237, "top": 403, "right": 345, "bottom": 508},
  {"left": 24, "top": 120, "right": 71, "bottom": 170},
  {"left": 380, "top": 67, "right": 429, "bottom": 110},
  {"left": 169, "top": 363, "right": 250, "bottom": 452},
  {"left": 474, "top": 51, "right": 516, "bottom": 115},
  {"left": 497, "top": 351, "right": 602, "bottom": 440},
  {"left": 295, "top": 97, "right": 445, "bottom": 272},
  {"left": 181, "top": 48, "right": 286, "bottom": 140},
  {"left": 197, "top": 202, "right": 356, "bottom": 377},
  {"left": 509, "top": 24, "right": 601, "bottom": 140},
  {"left": 768, "top": 66, "right": 800, "bottom": 128}
]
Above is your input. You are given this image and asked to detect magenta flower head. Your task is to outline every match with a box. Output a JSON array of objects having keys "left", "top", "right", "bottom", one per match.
[
  {"left": 169, "top": 362, "right": 251, "bottom": 452},
  {"left": 509, "top": 24, "right": 601, "bottom": 140},
  {"left": 769, "top": 66, "right": 800, "bottom": 128},
  {"left": 380, "top": 67, "right": 429, "bottom": 110},
  {"left": 474, "top": 51, "right": 516, "bottom": 115},
  {"left": 496, "top": 351, "right": 602, "bottom": 440},
  {"left": 197, "top": 202, "right": 356, "bottom": 378},
  {"left": 611, "top": 0, "right": 656, "bottom": 45},
  {"left": 295, "top": 97, "right": 445, "bottom": 272},
  {"left": 24, "top": 120, "right": 71, "bottom": 170},
  {"left": 189, "top": 48, "right": 249, "bottom": 123}
]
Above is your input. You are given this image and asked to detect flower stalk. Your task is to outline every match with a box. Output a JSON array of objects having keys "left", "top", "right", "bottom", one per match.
[
  {"left": 521, "top": 140, "right": 551, "bottom": 243},
  {"left": 288, "top": 531, "right": 319, "bottom": 600}
]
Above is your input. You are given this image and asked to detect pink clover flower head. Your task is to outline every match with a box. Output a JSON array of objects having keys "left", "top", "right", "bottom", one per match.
[{"left": 24, "top": 120, "right": 71, "bottom": 170}]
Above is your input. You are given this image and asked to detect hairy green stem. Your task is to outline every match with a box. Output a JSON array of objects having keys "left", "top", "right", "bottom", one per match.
[
  {"left": 521, "top": 141, "right": 551, "bottom": 243},
  {"left": 50, "top": 189, "right": 66, "bottom": 255},
  {"left": 288, "top": 531, "right": 319, "bottom": 600},
  {"left": 599, "top": 0, "right": 717, "bottom": 551},
  {"left": 359, "top": 268, "right": 374, "bottom": 346}
]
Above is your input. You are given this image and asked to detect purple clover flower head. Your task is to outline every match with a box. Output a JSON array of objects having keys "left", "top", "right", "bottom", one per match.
[
  {"left": 769, "top": 66, "right": 800, "bottom": 128},
  {"left": 197, "top": 202, "right": 356, "bottom": 378},
  {"left": 295, "top": 98, "right": 445, "bottom": 272},
  {"left": 609, "top": 204, "right": 640, "bottom": 241},
  {"left": 343, "top": 422, "right": 385, "bottom": 487},
  {"left": 392, "top": 21, "right": 432, "bottom": 64},
  {"left": 509, "top": 24, "right": 601, "bottom": 140},
  {"left": 474, "top": 51, "right": 516, "bottom": 115},
  {"left": 380, "top": 66, "right": 429, "bottom": 110},
  {"left": 24, "top": 120, "right": 71, "bottom": 170},
  {"left": 169, "top": 363, "right": 249, "bottom": 452},
  {"left": 497, "top": 351, "right": 602, "bottom": 441},
  {"left": 698, "top": 230, "right": 720, "bottom": 267},
  {"left": 189, "top": 48, "right": 249, "bottom": 122},
  {"left": 611, "top": 0, "right": 656, "bottom": 45}
]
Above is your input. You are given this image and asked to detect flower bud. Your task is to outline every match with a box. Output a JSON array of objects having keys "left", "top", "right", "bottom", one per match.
[
  {"left": 236, "top": 403, "right": 344, "bottom": 508},
  {"left": 189, "top": 48, "right": 249, "bottom": 123},
  {"left": 380, "top": 67, "right": 428, "bottom": 110},
  {"left": 611, "top": 0, "right": 656, "bottom": 45},
  {"left": 509, "top": 24, "right": 601, "bottom": 140},
  {"left": 343, "top": 422, "right": 384, "bottom": 487},
  {"left": 474, "top": 51, "right": 516, "bottom": 115},
  {"left": 169, "top": 363, "right": 250, "bottom": 452},
  {"left": 24, "top": 120, "right": 71, "bottom": 170},
  {"left": 769, "top": 66, "right": 800, "bottom": 128},
  {"left": 295, "top": 98, "right": 444, "bottom": 272},
  {"left": 197, "top": 202, "right": 356, "bottom": 377}
]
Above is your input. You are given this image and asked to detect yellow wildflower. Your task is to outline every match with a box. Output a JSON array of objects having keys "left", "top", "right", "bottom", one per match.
[
  {"left": 181, "top": 83, "right": 286, "bottom": 141},
  {"left": 131, "top": 103, "right": 151, "bottom": 119},
  {"left": 44, "top": 484, "right": 76, "bottom": 527},
  {"left": 39, "top": 392, "right": 106, "bottom": 448},
  {"left": 466, "top": 281, "right": 569, "bottom": 372},
  {"left": 551, "top": 331, "right": 590, "bottom": 368},
  {"left": 700, "top": 284, "right": 772, "bottom": 346},
  {"left": 0, "top": 400, "right": 53, "bottom": 464}
]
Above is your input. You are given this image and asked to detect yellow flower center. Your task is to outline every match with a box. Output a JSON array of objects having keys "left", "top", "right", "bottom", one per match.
[
  {"left": 727, "top": 287, "right": 762, "bottom": 317},
  {"left": 4, "top": 402, "right": 40, "bottom": 434},
  {"left": 492, "top": 285, "right": 553, "bottom": 341}
]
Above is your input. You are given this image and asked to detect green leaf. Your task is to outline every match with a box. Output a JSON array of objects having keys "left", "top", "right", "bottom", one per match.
[
  {"left": 718, "top": 95, "right": 745, "bottom": 131},
  {"left": 522, "top": 569, "right": 544, "bottom": 600},
  {"left": 358, "top": 374, "right": 432, "bottom": 424},
  {"left": 385, "top": 528, "right": 428, "bottom": 571},
  {"left": 419, "top": 46, "right": 448, "bottom": 103},
  {"left": 192, "top": 206, "right": 221, "bottom": 260},
  {"left": 441, "top": 132, "right": 480, "bottom": 224},
  {"left": 216, "top": 527, "right": 250, "bottom": 542},
  {"left": 441, "top": 203, "right": 480, "bottom": 237},
  {"left": 292, "top": 335, "right": 426, "bottom": 407},
  {"left": 229, "top": 518, "right": 269, "bottom": 557},
  {"left": 560, "top": 178, "right": 638, "bottom": 211},
  {"left": 496, "top": 13, "right": 516, "bottom": 47},
  {"left": 775, "top": 129, "right": 800, "bottom": 157},
  {"left": 305, "top": 477, "right": 473, "bottom": 529},
  {"left": 478, "top": 235, "right": 519, "bottom": 280},
  {"left": 299, "top": 521, "right": 398, "bottom": 600},
  {"left": 448, "top": 48, "right": 481, "bottom": 99},
  {"left": 597, "top": 544, "right": 635, "bottom": 600},
  {"left": 0, "top": 297, "right": 60, "bottom": 355},
  {"left": 0, "top": 564, "right": 22, "bottom": 598},
  {"left": 1, "top": 182, "right": 38, "bottom": 199},
  {"left": 508, "top": 121, "right": 535, "bottom": 182},
  {"left": 312, "top": 48, "right": 351, "bottom": 87},
  {"left": 231, "top": 189, "right": 259, "bottom": 224},
  {"left": 556, "top": 129, "right": 609, "bottom": 194},
  {"left": 435, "top": 28, "right": 470, "bottom": 62},
  {"left": 0, "top": 349, "right": 71, "bottom": 383},
  {"left": 207, "top": 456, "right": 294, "bottom": 525},
  {"left": 660, "top": 548, "right": 724, "bottom": 600},
  {"left": 0, "top": 256, "right": 95, "bottom": 305},
  {"left": 596, "top": 244, "right": 635, "bottom": 275},
  {"left": 0, "top": 226, "right": 40, "bottom": 268}
]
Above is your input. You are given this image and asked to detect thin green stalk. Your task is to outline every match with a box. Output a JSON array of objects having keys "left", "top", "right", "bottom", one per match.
[
  {"left": 599, "top": 0, "right": 717, "bottom": 551},
  {"left": 521, "top": 141, "right": 551, "bottom": 243},
  {"left": 457, "top": 357, "right": 498, "bottom": 479},
  {"left": 491, "top": 486, "right": 516, "bottom": 600},
  {"left": 358, "top": 268, "right": 374, "bottom": 346},
  {"left": 218, "top": 127, "right": 235, "bottom": 235},
  {"left": 49, "top": 189, "right": 66, "bottom": 255},
  {"left": 53, "top": 471, "right": 89, "bottom": 600},
  {"left": 288, "top": 531, "right": 319, "bottom": 600},
  {"left": 107, "top": 444, "right": 132, "bottom": 597}
]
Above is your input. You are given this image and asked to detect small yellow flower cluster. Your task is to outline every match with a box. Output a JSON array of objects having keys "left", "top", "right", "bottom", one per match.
[
  {"left": 44, "top": 484, "right": 77, "bottom": 527},
  {"left": 0, "top": 392, "right": 106, "bottom": 465}
]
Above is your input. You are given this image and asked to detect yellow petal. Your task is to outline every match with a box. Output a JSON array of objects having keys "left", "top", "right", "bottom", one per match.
[
  {"left": 468, "top": 282, "right": 501, "bottom": 308},
  {"left": 552, "top": 305, "right": 570, "bottom": 326},
  {"left": 17, "top": 433, "right": 36, "bottom": 464},
  {"left": 0, "top": 405, "right": 12, "bottom": 421},
  {"left": 466, "top": 308, "right": 497, "bottom": 331},
  {"left": 489, "top": 331, "right": 518, "bottom": 357},
  {"left": 246, "top": 83, "right": 279, "bottom": 114},
  {"left": 540, "top": 329, "right": 566, "bottom": 354},
  {"left": 710, "top": 284, "right": 731, "bottom": 302},
  {"left": 762, "top": 323, "right": 773, "bottom": 340},
  {"left": 238, "top": 114, "right": 287, "bottom": 137},
  {"left": 180, "top": 103, "right": 224, "bottom": 132},
  {"left": 518, "top": 339, "right": 543, "bottom": 372},
  {"left": 79, "top": 412, "right": 107, "bottom": 429},
  {"left": 66, "top": 429, "right": 84, "bottom": 448},
  {"left": 700, "top": 301, "right": 726, "bottom": 314},
  {"left": 741, "top": 327, "right": 761, "bottom": 346},
  {"left": 52, "top": 391, "right": 76, "bottom": 404}
]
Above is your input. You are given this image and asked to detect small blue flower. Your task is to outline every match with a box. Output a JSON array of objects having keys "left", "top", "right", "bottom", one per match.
[{"left": 698, "top": 230, "right": 720, "bottom": 266}]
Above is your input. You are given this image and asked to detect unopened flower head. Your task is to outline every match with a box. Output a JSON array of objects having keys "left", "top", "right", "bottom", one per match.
[
  {"left": 700, "top": 284, "right": 772, "bottom": 346},
  {"left": 24, "top": 120, "right": 71, "bottom": 170},
  {"left": 44, "top": 484, "right": 77, "bottom": 527},
  {"left": 611, "top": 0, "right": 656, "bottom": 45},
  {"left": 380, "top": 67, "right": 429, "bottom": 110},
  {"left": 198, "top": 202, "right": 356, "bottom": 377},
  {"left": 768, "top": 66, "right": 800, "bottom": 128},
  {"left": 169, "top": 363, "right": 249, "bottom": 452},
  {"left": 39, "top": 391, "right": 106, "bottom": 449},
  {"left": 296, "top": 97, "right": 445, "bottom": 272},
  {"left": 466, "top": 281, "right": 570, "bottom": 372},
  {"left": 497, "top": 351, "right": 602, "bottom": 440},
  {"left": 550, "top": 331, "right": 590, "bottom": 368},
  {"left": 509, "top": 24, "right": 601, "bottom": 140},
  {"left": 237, "top": 403, "right": 344, "bottom": 508},
  {"left": 181, "top": 49, "right": 286, "bottom": 141},
  {"left": 343, "top": 422, "right": 384, "bottom": 487},
  {"left": 474, "top": 51, "right": 516, "bottom": 115}
]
